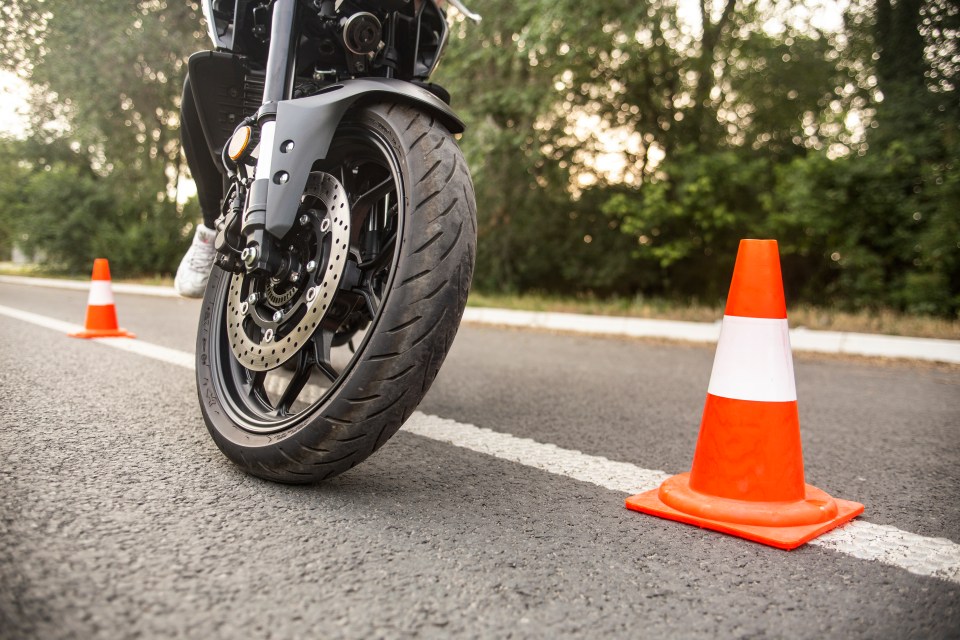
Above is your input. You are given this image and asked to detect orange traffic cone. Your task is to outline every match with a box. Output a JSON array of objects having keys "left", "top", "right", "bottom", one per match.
[
  {"left": 626, "top": 239, "right": 863, "bottom": 549},
  {"left": 68, "top": 259, "right": 136, "bottom": 339}
]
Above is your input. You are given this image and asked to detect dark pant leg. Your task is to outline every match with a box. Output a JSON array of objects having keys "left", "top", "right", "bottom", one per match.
[{"left": 181, "top": 75, "right": 224, "bottom": 228}]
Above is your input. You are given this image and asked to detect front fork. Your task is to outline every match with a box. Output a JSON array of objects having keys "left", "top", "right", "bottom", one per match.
[
  {"left": 217, "top": 0, "right": 469, "bottom": 276},
  {"left": 239, "top": 0, "right": 301, "bottom": 277}
]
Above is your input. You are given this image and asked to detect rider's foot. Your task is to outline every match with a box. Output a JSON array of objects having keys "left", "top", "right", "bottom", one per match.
[{"left": 174, "top": 223, "right": 217, "bottom": 298}]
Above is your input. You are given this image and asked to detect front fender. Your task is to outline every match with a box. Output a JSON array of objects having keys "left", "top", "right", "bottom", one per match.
[{"left": 264, "top": 78, "right": 464, "bottom": 239}]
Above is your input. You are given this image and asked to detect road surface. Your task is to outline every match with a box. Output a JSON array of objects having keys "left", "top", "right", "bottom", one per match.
[{"left": 1, "top": 281, "right": 958, "bottom": 638}]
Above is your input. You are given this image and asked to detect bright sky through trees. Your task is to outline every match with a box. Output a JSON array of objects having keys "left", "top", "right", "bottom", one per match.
[{"left": 0, "top": 70, "right": 28, "bottom": 136}]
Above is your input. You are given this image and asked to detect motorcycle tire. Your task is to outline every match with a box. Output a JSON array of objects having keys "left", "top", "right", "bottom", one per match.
[{"left": 196, "top": 102, "right": 476, "bottom": 483}]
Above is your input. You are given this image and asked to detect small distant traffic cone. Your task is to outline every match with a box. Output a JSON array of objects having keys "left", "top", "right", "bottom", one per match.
[
  {"left": 68, "top": 259, "right": 136, "bottom": 339},
  {"left": 626, "top": 239, "right": 863, "bottom": 549}
]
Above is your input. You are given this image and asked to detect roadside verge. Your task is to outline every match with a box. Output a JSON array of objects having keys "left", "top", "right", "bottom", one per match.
[{"left": 461, "top": 307, "right": 960, "bottom": 365}]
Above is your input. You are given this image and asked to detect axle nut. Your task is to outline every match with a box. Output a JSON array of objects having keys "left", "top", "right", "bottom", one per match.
[{"left": 241, "top": 246, "right": 259, "bottom": 267}]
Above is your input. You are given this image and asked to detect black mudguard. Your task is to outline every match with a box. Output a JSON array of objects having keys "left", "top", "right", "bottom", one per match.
[{"left": 265, "top": 78, "right": 465, "bottom": 238}]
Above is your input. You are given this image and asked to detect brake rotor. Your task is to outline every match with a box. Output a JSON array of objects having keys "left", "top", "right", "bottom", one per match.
[{"left": 226, "top": 171, "right": 351, "bottom": 371}]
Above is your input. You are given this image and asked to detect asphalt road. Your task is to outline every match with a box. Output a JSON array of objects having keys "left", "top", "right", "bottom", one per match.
[{"left": 1, "top": 281, "right": 958, "bottom": 639}]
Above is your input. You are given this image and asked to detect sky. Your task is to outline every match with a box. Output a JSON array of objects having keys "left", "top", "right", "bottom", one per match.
[{"left": 0, "top": 70, "right": 30, "bottom": 137}]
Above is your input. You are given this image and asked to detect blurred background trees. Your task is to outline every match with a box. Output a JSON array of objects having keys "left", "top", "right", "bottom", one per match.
[
  {"left": 1, "top": 0, "right": 956, "bottom": 316},
  {"left": 435, "top": 0, "right": 958, "bottom": 315},
  {"left": 0, "top": 0, "right": 203, "bottom": 275}
]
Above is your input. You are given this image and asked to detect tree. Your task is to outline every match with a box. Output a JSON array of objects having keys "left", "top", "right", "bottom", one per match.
[
  {"left": 0, "top": 137, "right": 31, "bottom": 259},
  {"left": 1, "top": 1, "right": 204, "bottom": 173},
  {"left": 547, "top": 0, "right": 847, "bottom": 298},
  {"left": 435, "top": 0, "right": 844, "bottom": 294},
  {"left": 435, "top": 1, "right": 610, "bottom": 292},
  {"left": 1, "top": 0, "right": 954, "bottom": 314},
  {"left": 0, "top": 0, "right": 205, "bottom": 274},
  {"left": 602, "top": 146, "right": 773, "bottom": 299},
  {"left": 0, "top": 136, "right": 200, "bottom": 274}
]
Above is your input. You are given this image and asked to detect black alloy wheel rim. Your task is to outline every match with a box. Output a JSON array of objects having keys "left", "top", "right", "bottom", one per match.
[{"left": 211, "top": 124, "right": 405, "bottom": 434}]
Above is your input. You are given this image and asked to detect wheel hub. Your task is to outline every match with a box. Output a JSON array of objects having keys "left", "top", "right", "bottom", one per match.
[
  {"left": 265, "top": 280, "right": 298, "bottom": 307},
  {"left": 226, "top": 172, "right": 351, "bottom": 371}
]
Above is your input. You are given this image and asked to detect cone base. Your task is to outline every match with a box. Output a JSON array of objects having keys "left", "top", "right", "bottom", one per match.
[
  {"left": 68, "top": 328, "right": 136, "bottom": 339},
  {"left": 626, "top": 473, "right": 864, "bottom": 550}
]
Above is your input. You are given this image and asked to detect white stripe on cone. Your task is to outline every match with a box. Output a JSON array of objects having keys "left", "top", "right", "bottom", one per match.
[
  {"left": 87, "top": 280, "right": 115, "bottom": 306},
  {"left": 707, "top": 315, "right": 797, "bottom": 403}
]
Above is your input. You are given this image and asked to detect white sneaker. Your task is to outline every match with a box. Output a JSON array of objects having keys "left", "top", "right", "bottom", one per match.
[{"left": 175, "top": 223, "right": 218, "bottom": 298}]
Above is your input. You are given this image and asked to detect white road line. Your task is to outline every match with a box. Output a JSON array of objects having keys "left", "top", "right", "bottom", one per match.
[
  {"left": 813, "top": 521, "right": 960, "bottom": 582},
  {"left": 0, "top": 304, "right": 82, "bottom": 334},
  {"left": 0, "top": 305, "right": 195, "bottom": 369},
  {"left": 92, "top": 337, "right": 196, "bottom": 370},
  {"left": 0, "top": 275, "right": 181, "bottom": 297},
  {"left": 404, "top": 411, "right": 671, "bottom": 495},
  {"left": 1, "top": 303, "right": 959, "bottom": 584},
  {"left": 4, "top": 274, "right": 959, "bottom": 363}
]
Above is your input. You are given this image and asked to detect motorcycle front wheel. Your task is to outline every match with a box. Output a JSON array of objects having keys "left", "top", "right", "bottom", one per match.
[{"left": 196, "top": 102, "right": 476, "bottom": 483}]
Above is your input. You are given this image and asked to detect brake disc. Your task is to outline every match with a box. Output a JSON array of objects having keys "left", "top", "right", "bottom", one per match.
[{"left": 226, "top": 171, "right": 351, "bottom": 371}]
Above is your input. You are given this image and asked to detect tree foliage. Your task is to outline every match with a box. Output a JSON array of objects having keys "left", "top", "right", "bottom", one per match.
[
  {"left": 0, "top": 0, "right": 204, "bottom": 274},
  {"left": 0, "top": 136, "right": 200, "bottom": 274},
  {"left": 437, "top": 0, "right": 959, "bottom": 315},
  {"left": 0, "top": 0, "right": 956, "bottom": 315}
]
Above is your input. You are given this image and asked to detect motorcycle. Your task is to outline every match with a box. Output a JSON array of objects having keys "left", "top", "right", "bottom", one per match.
[{"left": 190, "top": 0, "right": 479, "bottom": 482}]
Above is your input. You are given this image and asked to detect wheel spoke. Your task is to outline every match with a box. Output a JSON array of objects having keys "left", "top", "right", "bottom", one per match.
[
  {"left": 247, "top": 370, "right": 266, "bottom": 397},
  {"left": 242, "top": 370, "right": 273, "bottom": 411},
  {"left": 313, "top": 328, "right": 340, "bottom": 383},
  {"left": 357, "top": 283, "right": 381, "bottom": 319},
  {"left": 275, "top": 351, "right": 313, "bottom": 416},
  {"left": 355, "top": 233, "right": 396, "bottom": 271},
  {"left": 351, "top": 176, "right": 393, "bottom": 212}
]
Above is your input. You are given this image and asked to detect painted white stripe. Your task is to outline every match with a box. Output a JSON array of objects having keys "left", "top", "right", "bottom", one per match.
[
  {"left": 87, "top": 280, "right": 115, "bottom": 306},
  {"left": 1, "top": 303, "right": 959, "bottom": 584},
  {"left": 812, "top": 520, "right": 960, "bottom": 583},
  {"left": 708, "top": 315, "right": 797, "bottom": 402},
  {"left": 3, "top": 276, "right": 959, "bottom": 363},
  {"left": 0, "top": 304, "right": 85, "bottom": 334},
  {"left": 0, "top": 305, "right": 195, "bottom": 369},
  {"left": 0, "top": 275, "right": 180, "bottom": 297},
  {"left": 92, "top": 337, "right": 196, "bottom": 369},
  {"left": 404, "top": 411, "right": 671, "bottom": 495}
]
